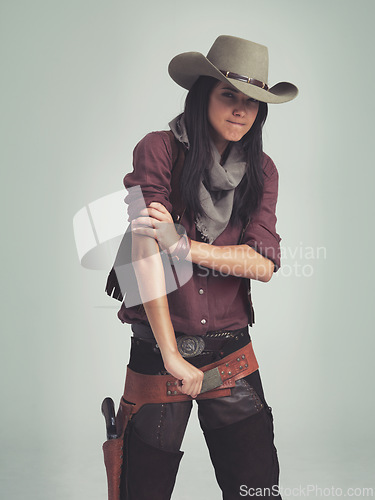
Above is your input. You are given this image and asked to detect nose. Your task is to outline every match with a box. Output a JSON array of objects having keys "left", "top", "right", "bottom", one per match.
[{"left": 232, "top": 99, "right": 247, "bottom": 117}]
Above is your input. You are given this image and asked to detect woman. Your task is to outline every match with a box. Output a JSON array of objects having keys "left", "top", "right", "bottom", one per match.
[{"left": 108, "top": 35, "right": 298, "bottom": 500}]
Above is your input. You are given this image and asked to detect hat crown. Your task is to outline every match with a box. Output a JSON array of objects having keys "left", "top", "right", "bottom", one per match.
[{"left": 207, "top": 35, "right": 269, "bottom": 84}]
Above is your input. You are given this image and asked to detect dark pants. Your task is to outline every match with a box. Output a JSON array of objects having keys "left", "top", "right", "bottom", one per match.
[{"left": 120, "top": 328, "right": 282, "bottom": 500}]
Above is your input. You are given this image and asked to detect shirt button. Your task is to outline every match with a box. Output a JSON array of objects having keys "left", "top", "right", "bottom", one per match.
[
  {"left": 198, "top": 288, "right": 204, "bottom": 295},
  {"left": 201, "top": 318, "right": 207, "bottom": 325}
]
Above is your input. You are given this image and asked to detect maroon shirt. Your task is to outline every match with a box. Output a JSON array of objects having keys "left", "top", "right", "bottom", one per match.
[{"left": 117, "top": 131, "right": 281, "bottom": 335}]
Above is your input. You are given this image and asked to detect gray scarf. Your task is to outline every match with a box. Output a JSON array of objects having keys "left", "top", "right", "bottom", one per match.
[{"left": 169, "top": 114, "right": 246, "bottom": 243}]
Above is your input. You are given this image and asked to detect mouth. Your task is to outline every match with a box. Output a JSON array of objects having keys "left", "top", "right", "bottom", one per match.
[{"left": 227, "top": 121, "right": 245, "bottom": 126}]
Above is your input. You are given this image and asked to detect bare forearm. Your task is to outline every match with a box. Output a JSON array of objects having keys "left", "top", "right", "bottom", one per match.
[
  {"left": 187, "top": 241, "right": 274, "bottom": 282},
  {"left": 132, "top": 233, "right": 179, "bottom": 358},
  {"left": 132, "top": 232, "right": 204, "bottom": 395},
  {"left": 141, "top": 298, "right": 180, "bottom": 358}
]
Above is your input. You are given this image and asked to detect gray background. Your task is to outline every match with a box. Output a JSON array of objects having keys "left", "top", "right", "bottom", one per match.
[{"left": 1, "top": 0, "right": 374, "bottom": 499}]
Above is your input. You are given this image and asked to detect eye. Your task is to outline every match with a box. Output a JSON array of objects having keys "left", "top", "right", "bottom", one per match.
[
  {"left": 222, "top": 92, "right": 235, "bottom": 98},
  {"left": 247, "top": 97, "right": 258, "bottom": 103}
]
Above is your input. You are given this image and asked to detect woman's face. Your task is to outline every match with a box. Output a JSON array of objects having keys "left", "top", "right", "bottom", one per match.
[{"left": 207, "top": 81, "right": 259, "bottom": 155}]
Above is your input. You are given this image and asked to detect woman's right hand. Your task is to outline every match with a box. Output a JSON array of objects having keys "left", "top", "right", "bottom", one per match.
[{"left": 163, "top": 352, "right": 204, "bottom": 398}]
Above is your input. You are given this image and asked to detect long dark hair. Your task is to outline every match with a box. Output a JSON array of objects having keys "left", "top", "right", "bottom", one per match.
[{"left": 181, "top": 76, "right": 268, "bottom": 226}]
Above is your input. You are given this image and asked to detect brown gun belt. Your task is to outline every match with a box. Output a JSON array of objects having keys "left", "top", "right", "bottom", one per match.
[{"left": 121, "top": 341, "right": 258, "bottom": 415}]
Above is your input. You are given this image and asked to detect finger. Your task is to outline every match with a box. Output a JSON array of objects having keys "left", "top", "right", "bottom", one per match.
[
  {"left": 132, "top": 216, "right": 157, "bottom": 228},
  {"left": 141, "top": 207, "right": 171, "bottom": 222},
  {"left": 140, "top": 207, "right": 159, "bottom": 217},
  {"left": 196, "top": 380, "right": 203, "bottom": 396},
  {"left": 191, "top": 386, "right": 198, "bottom": 399},
  {"left": 194, "top": 373, "right": 203, "bottom": 397},
  {"left": 192, "top": 380, "right": 201, "bottom": 399},
  {"left": 180, "top": 380, "right": 193, "bottom": 397},
  {"left": 149, "top": 202, "right": 168, "bottom": 213},
  {"left": 132, "top": 227, "right": 155, "bottom": 239},
  {"left": 191, "top": 379, "right": 201, "bottom": 398},
  {"left": 179, "top": 380, "right": 189, "bottom": 396},
  {"left": 174, "top": 377, "right": 183, "bottom": 392}
]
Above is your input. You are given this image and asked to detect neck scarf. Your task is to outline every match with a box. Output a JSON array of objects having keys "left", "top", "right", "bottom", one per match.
[{"left": 169, "top": 114, "right": 246, "bottom": 244}]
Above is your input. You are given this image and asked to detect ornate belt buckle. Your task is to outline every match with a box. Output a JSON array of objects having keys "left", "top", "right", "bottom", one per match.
[{"left": 177, "top": 335, "right": 205, "bottom": 358}]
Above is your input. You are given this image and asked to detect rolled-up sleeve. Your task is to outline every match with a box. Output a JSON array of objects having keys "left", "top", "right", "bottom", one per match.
[
  {"left": 123, "top": 132, "right": 173, "bottom": 221},
  {"left": 242, "top": 153, "right": 281, "bottom": 271}
]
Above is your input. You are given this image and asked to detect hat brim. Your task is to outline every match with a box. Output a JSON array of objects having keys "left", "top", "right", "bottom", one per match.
[{"left": 168, "top": 52, "right": 298, "bottom": 104}]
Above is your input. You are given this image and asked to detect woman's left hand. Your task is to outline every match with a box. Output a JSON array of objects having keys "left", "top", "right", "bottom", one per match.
[{"left": 132, "top": 202, "right": 180, "bottom": 252}]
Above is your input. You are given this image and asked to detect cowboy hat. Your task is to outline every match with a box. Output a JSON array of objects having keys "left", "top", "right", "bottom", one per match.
[{"left": 168, "top": 35, "right": 298, "bottom": 104}]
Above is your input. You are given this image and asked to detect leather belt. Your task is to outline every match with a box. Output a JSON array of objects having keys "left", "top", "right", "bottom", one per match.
[
  {"left": 138, "top": 326, "right": 249, "bottom": 357},
  {"left": 122, "top": 341, "right": 258, "bottom": 414},
  {"left": 176, "top": 327, "right": 247, "bottom": 357}
]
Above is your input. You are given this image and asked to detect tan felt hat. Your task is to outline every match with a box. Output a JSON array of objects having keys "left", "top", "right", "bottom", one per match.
[{"left": 168, "top": 35, "right": 298, "bottom": 104}]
